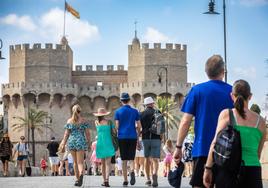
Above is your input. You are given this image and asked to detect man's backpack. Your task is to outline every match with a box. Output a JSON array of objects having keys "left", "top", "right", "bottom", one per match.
[
  {"left": 149, "top": 110, "right": 166, "bottom": 135},
  {"left": 213, "top": 109, "right": 242, "bottom": 177}
]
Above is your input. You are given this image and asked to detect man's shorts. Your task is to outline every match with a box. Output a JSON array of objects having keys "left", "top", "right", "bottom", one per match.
[
  {"left": 190, "top": 157, "right": 207, "bottom": 187},
  {"left": 142, "top": 139, "right": 161, "bottom": 158},
  {"left": 118, "top": 139, "right": 137, "bottom": 161},
  {"left": 49, "top": 157, "right": 60, "bottom": 166}
]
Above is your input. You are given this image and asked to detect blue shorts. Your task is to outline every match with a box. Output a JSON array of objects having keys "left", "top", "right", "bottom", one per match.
[
  {"left": 17, "top": 155, "right": 28, "bottom": 161},
  {"left": 143, "top": 139, "right": 161, "bottom": 158}
]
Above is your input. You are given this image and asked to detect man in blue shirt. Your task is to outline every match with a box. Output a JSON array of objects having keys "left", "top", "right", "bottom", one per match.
[
  {"left": 114, "top": 92, "right": 141, "bottom": 187},
  {"left": 173, "top": 55, "right": 233, "bottom": 188}
]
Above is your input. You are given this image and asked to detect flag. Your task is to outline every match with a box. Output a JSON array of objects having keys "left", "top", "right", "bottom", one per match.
[{"left": 65, "top": 1, "right": 80, "bottom": 19}]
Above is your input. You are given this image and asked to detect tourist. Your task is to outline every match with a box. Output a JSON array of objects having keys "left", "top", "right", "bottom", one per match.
[
  {"left": 163, "top": 139, "right": 173, "bottom": 177},
  {"left": 116, "top": 155, "right": 122, "bottom": 176},
  {"left": 13, "top": 136, "right": 29, "bottom": 177},
  {"left": 40, "top": 156, "right": 47, "bottom": 176},
  {"left": 203, "top": 80, "right": 266, "bottom": 188},
  {"left": 0, "top": 133, "right": 13, "bottom": 177},
  {"left": 140, "top": 97, "right": 162, "bottom": 187},
  {"left": 135, "top": 137, "right": 145, "bottom": 177},
  {"left": 58, "top": 144, "right": 69, "bottom": 176},
  {"left": 114, "top": 92, "right": 141, "bottom": 187},
  {"left": 93, "top": 107, "right": 116, "bottom": 187},
  {"left": 68, "top": 152, "right": 74, "bottom": 175},
  {"left": 90, "top": 136, "right": 101, "bottom": 176},
  {"left": 59, "top": 104, "right": 91, "bottom": 187},
  {"left": 47, "top": 137, "right": 59, "bottom": 176},
  {"left": 173, "top": 55, "right": 233, "bottom": 188}
]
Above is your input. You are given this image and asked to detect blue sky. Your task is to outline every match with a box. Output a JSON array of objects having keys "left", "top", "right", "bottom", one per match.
[{"left": 0, "top": 0, "right": 268, "bottom": 115}]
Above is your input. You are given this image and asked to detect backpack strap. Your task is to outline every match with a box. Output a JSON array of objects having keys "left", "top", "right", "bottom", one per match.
[
  {"left": 228, "top": 109, "right": 236, "bottom": 127},
  {"left": 255, "top": 115, "right": 261, "bottom": 128}
]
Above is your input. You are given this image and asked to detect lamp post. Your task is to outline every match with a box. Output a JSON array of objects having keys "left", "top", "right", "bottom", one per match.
[
  {"left": 204, "top": 0, "right": 227, "bottom": 82},
  {"left": 0, "top": 39, "right": 6, "bottom": 60},
  {"left": 157, "top": 66, "right": 169, "bottom": 140}
]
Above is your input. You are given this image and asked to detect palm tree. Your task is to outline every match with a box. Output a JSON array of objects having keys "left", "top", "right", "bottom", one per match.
[
  {"left": 12, "top": 108, "right": 50, "bottom": 166},
  {"left": 155, "top": 96, "right": 181, "bottom": 139}
]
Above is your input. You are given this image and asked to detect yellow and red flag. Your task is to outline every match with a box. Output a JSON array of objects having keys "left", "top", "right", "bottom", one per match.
[{"left": 65, "top": 1, "right": 80, "bottom": 19}]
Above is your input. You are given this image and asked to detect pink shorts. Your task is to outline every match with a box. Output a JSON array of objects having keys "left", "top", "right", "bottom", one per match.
[{"left": 164, "top": 153, "right": 173, "bottom": 164}]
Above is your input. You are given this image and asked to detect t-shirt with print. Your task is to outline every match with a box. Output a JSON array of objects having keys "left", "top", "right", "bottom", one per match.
[
  {"left": 181, "top": 80, "right": 233, "bottom": 158},
  {"left": 114, "top": 105, "right": 140, "bottom": 139}
]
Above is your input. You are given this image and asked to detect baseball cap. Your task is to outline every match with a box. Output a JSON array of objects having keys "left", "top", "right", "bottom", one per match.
[{"left": 168, "top": 161, "right": 185, "bottom": 188}]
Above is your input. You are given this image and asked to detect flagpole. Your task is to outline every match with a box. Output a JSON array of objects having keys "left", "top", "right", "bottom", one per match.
[{"left": 63, "top": 0, "right": 66, "bottom": 37}]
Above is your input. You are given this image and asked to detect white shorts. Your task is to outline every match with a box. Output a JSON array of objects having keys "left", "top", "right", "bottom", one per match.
[
  {"left": 136, "top": 149, "right": 144, "bottom": 157},
  {"left": 49, "top": 157, "right": 59, "bottom": 165}
]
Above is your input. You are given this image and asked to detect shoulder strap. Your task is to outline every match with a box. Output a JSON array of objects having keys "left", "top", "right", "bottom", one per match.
[
  {"left": 228, "top": 109, "right": 236, "bottom": 127},
  {"left": 255, "top": 115, "right": 261, "bottom": 128}
]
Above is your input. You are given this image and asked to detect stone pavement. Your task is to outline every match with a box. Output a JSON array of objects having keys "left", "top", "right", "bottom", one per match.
[{"left": 0, "top": 176, "right": 268, "bottom": 188}]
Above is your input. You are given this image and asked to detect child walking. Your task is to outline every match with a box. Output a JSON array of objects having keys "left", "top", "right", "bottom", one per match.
[
  {"left": 40, "top": 156, "right": 47, "bottom": 176},
  {"left": 163, "top": 139, "right": 173, "bottom": 177}
]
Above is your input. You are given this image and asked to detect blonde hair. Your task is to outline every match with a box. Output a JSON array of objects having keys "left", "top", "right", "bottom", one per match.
[
  {"left": 71, "top": 104, "right": 81, "bottom": 124},
  {"left": 165, "top": 139, "right": 173, "bottom": 149}
]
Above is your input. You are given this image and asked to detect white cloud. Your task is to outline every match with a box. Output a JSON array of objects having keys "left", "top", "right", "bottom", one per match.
[
  {"left": 0, "top": 8, "right": 100, "bottom": 46},
  {"left": 240, "top": 0, "right": 268, "bottom": 6},
  {"left": 143, "top": 27, "right": 170, "bottom": 43},
  {"left": 0, "top": 14, "right": 36, "bottom": 31},
  {"left": 233, "top": 66, "right": 257, "bottom": 79},
  {"left": 40, "top": 8, "right": 100, "bottom": 45}
]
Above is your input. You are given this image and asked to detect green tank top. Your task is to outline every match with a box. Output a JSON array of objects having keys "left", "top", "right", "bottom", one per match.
[{"left": 234, "top": 116, "right": 262, "bottom": 167}]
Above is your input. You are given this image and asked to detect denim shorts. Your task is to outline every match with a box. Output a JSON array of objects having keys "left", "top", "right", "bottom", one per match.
[
  {"left": 17, "top": 155, "right": 28, "bottom": 161},
  {"left": 143, "top": 139, "right": 161, "bottom": 158}
]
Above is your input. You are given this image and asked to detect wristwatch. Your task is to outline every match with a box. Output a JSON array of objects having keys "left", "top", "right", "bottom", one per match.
[
  {"left": 204, "top": 166, "right": 213, "bottom": 171},
  {"left": 175, "top": 145, "right": 182, "bottom": 149}
]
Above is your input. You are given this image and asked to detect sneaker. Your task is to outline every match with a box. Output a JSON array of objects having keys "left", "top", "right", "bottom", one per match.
[
  {"left": 140, "top": 171, "right": 145, "bottom": 177},
  {"left": 130, "top": 171, "right": 136, "bottom": 185},
  {"left": 145, "top": 180, "right": 152, "bottom": 186},
  {"left": 152, "top": 174, "right": 158, "bottom": 187},
  {"left": 123, "top": 181, "right": 128, "bottom": 187},
  {"left": 51, "top": 172, "right": 55, "bottom": 176}
]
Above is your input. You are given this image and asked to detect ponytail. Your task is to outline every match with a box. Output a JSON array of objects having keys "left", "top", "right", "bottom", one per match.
[
  {"left": 234, "top": 95, "right": 246, "bottom": 119},
  {"left": 71, "top": 104, "right": 81, "bottom": 124}
]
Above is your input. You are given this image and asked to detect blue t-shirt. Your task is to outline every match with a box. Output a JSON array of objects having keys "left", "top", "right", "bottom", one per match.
[
  {"left": 181, "top": 80, "right": 233, "bottom": 157},
  {"left": 114, "top": 105, "right": 140, "bottom": 139}
]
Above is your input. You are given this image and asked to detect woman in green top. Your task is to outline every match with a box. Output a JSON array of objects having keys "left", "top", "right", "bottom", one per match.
[
  {"left": 93, "top": 108, "right": 116, "bottom": 187},
  {"left": 203, "top": 80, "right": 266, "bottom": 188}
]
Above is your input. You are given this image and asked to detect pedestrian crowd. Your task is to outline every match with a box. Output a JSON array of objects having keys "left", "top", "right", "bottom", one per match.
[{"left": 0, "top": 55, "right": 267, "bottom": 188}]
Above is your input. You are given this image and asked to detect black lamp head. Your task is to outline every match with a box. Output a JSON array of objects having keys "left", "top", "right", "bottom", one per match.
[{"left": 204, "top": 0, "right": 220, "bottom": 14}]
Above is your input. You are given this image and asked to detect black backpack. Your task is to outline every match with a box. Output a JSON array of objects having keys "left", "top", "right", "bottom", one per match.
[
  {"left": 149, "top": 109, "right": 166, "bottom": 135},
  {"left": 213, "top": 109, "right": 242, "bottom": 177}
]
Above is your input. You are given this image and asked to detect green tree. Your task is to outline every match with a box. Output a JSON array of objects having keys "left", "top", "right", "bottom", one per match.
[
  {"left": 155, "top": 96, "right": 181, "bottom": 139},
  {"left": 12, "top": 108, "right": 50, "bottom": 166}
]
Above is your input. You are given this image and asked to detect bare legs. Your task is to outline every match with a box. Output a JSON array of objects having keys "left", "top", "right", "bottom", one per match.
[
  {"left": 101, "top": 157, "right": 111, "bottom": 184},
  {"left": 18, "top": 159, "right": 26, "bottom": 176},
  {"left": 71, "top": 150, "right": 85, "bottom": 181},
  {"left": 145, "top": 158, "right": 159, "bottom": 180},
  {"left": 122, "top": 160, "right": 134, "bottom": 182},
  {"left": 135, "top": 157, "right": 144, "bottom": 176}
]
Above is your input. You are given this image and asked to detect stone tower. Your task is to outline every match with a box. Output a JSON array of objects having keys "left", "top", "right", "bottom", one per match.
[
  {"left": 128, "top": 34, "right": 187, "bottom": 84},
  {"left": 9, "top": 43, "right": 73, "bottom": 84}
]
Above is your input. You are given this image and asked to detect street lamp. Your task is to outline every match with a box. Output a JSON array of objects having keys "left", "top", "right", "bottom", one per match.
[
  {"left": 0, "top": 39, "right": 6, "bottom": 60},
  {"left": 157, "top": 66, "right": 169, "bottom": 140},
  {"left": 204, "top": 0, "right": 227, "bottom": 82}
]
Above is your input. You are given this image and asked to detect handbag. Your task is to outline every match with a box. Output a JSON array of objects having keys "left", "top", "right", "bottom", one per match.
[
  {"left": 108, "top": 120, "right": 119, "bottom": 151},
  {"left": 26, "top": 158, "right": 32, "bottom": 176}
]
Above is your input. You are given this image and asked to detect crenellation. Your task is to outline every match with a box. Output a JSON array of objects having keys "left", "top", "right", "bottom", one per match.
[
  {"left": 175, "top": 44, "right": 181, "bottom": 50},
  {"left": 154, "top": 43, "right": 161, "bottom": 49},
  {"left": 86, "top": 65, "right": 93, "bottom": 71},
  {"left": 166, "top": 43, "right": 173, "bottom": 49},
  {"left": 107, "top": 65, "right": 114, "bottom": 71},
  {"left": 22, "top": 44, "right": 30, "bottom": 50},
  {"left": 142, "top": 43, "right": 149, "bottom": 49},
  {"left": 45, "top": 43, "right": 53, "bottom": 49},
  {"left": 56, "top": 44, "right": 62, "bottom": 50},
  {"left": 15, "top": 44, "right": 22, "bottom": 51},
  {"left": 76, "top": 65, "right": 82, "bottom": 71},
  {"left": 182, "top": 44, "right": 187, "bottom": 51},
  {"left": 96, "top": 65, "right": 103, "bottom": 71},
  {"left": 33, "top": 43, "right": 41, "bottom": 49},
  {"left": 117, "top": 65, "right": 124, "bottom": 71}
]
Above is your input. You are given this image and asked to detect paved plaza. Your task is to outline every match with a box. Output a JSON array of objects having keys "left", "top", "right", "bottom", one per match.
[{"left": 0, "top": 176, "right": 268, "bottom": 188}]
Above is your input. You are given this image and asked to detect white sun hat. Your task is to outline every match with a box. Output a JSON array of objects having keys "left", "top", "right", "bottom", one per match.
[{"left": 144, "top": 97, "right": 155, "bottom": 105}]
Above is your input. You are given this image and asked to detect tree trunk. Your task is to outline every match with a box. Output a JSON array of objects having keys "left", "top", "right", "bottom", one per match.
[{"left": 31, "top": 128, "right": 35, "bottom": 166}]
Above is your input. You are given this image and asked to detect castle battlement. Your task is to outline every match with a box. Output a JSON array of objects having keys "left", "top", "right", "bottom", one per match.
[
  {"left": 74, "top": 65, "right": 125, "bottom": 71},
  {"left": 120, "top": 81, "right": 193, "bottom": 96},
  {"left": 9, "top": 43, "right": 68, "bottom": 52},
  {"left": 129, "top": 43, "right": 187, "bottom": 51}
]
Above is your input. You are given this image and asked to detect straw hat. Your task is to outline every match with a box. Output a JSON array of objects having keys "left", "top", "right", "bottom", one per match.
[{"left": 93, "top": 108, "right": 110, "bottom": 116}]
